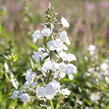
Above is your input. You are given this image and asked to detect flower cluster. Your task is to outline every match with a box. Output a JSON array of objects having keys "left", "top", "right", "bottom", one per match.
[
  {"left": 100, "top": 59, "right": 109, "bottom": 84},
  {"left": 11, "top": 3, "right": 76, "bottom": 104}
]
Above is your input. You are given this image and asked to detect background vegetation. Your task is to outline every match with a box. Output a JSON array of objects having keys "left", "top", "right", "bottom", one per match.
[{"left": 0, "top": 0, "right": 109, "bottom": 108}]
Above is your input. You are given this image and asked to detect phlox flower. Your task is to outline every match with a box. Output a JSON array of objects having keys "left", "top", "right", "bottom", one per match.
[
  {"left": 47, "top": 39, "right": 68, "bottom": 52},
  {"left": 36, "top": 80, "right": 61, "bottom": 100},
  {"left": 42, "top": 28, "right": 52, "bottom": 37},
  {"left": 90, "top": 92, "right": 100, "bottom": 102},
  {"left": 32, "top": 48, "right": 49, "bottom": 62},
  {"left": 11, "top": 90, "right": 19, "bottom": 99},
  {"left": 11, "top": 5, "right": 77, "bottom": 104},
  {"left": 54, "top": 62, "right": 77, "bottom": 79},
  {"left": 88, "top": 45, "right": 96, "bottom": 51},
  {"left": 88, "top": 45, "right": 96, "bottom": 56},
  {"left": 19, "top": 93, "right": 30, "bottom": 102},
  {"left": 59, "top": 31, "right": 70, "bottom": 45},
  {"left": 100, "top": 63, "right": 109, "bottom": 72},
  {"left": 32, "top": 30, "right": 42, "bottom": 43},
  {"left": 36, "top": 87, "right": 46, "bottom": 99},
  {"left": 41, "top": 59, "right": 59, "bottom": 72},
  {"left": 61, "top": 88, "right": 71, "bottom": 96},
  {"left": 25, "top": 69, "right": 36, "bottom": 83},
  {"left": 66, "top": 64, "right": 77, "bottom": 74},
  {"left": 58, "top": 51, "right": 77, "bottom": 62},
  {"left": 32, "top": 28, "right": 52, "bottom": 43},
  {"left": 45, "top": 80, "right": 61, "bottom": 99},
  {"left": 61, "top": 17, "right": 69, "bottom": 28}
]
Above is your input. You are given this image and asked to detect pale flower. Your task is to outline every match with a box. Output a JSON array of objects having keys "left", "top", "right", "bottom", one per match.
[
  {"left": 88, "top": 45, "right": 96, "bottom": 56},
  {"left": 66, "top": 64, "right": 77, "bottom": 74},
  {"left": 11, "top": 90, "right": 19, "bottom": 99},
  {"left": 58, "top": 62, "right": 67, "bottom": 74},
  {"left": 54, "top": 71, "right": 66, "bottom": 79},
  {"left": 68, "top": 74, "right": 74, "bottom": 80},
  {"left": 42, "top": 28, "right": 52, "bottom": 37},
  {"left": 36, "top": 87, "right": 46, "bottom": 98},
  {"left": 59, "top": 31, "right": 70, "bottom": 45},
  {"left": 36, "top": 80, "right": 61, "bottom": 100},
  {"left": 90, "top": 92, "right": 100, "bottom": 102},
  {"left": 61, "top": 88, "right": 71, "bottom": 96},
  {"left": 24, "top": 80, "right": 36, "bottom": 89},
  {"left": 100, "top": 62, "right": 109, "bottom": 76},
  {"left": 54, "top": 62, "right": 66, "bottom": 79},
  {"left": 19, "top": 93, "right": 30, "bottom": 102},
  {"left": 105, "top": 77, "right": 109, "bottom": 84},
  {"left": 88, "top": 45, "right": 96, "bottom": 51},
  {"left": 45, "top": 80, "right": 61, "bottom": 99},
  {"left": 47, "top": 39, "right": 68, "bottom": 52},
  {"left": 41, "top": 60, "right": 59, "bottom": 72},
  {"left": 32, "top": 30, "right": 42, "bottom": 43},
  {"left": 32, "top": 48, "right": 49, "bottom": 62},
  {"left": 25, "top": 69, "right": 36, "bottom": 83},
  {"left": 100, "top": 63, "right": 109, "bottom": 72},
  {"left": 58, "top": 51, "right": 76, "bottom": 62},
  {"left": 61, "top": 17, "right": 69, "bottom": 28},
  {"left": 54, "top": 62, "right": 77, "bottom": 79}
]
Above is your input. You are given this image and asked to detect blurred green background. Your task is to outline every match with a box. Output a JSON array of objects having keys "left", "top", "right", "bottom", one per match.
[
  {"left": 0, "top": 0, "right": 109, "bottom": 50},
  {"left": 0, "top": 0, "right": 109, "bottom": 109}
]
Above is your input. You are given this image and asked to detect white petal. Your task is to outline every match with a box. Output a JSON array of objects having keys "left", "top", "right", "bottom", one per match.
[
  {"left": 19, "top": 93, "right": 30, "bottom": 102},
  {"left": 59, "top": 31, "right": 70, "bottom": 45},
  {"left": 42, "top": 28, "right": 52, "bottom": 37},
  {"left": 32, "top": 30, "right": 42, "bottom": 43},
  {"left": 61, "top": 17, "right": 69, "bottom": 28},
  {"left": 36, "top": 87, "right": 46, "bottom": 98}
]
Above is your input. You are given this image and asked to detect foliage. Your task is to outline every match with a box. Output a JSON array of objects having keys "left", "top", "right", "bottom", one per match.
[{"left": 0, "top": 0, "right": 109, "bottom": 109}]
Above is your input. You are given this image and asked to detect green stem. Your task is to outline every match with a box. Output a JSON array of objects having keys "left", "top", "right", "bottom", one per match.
[
  {"left": 56, "top": 96, "right": 62, "bottom": 109},
  {"left": 50, "top": 100, "right": 54, "bottom": 109}
]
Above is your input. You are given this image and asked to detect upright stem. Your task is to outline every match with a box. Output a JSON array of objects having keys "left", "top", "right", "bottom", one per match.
[
  {"left": 56, "top": 95, "right": 62, "bottom": 109},
  {"left": 50, "top": 100, "right": 54, "bottom": 109}
]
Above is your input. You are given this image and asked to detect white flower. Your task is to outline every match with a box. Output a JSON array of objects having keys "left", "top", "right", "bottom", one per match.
[
  {"left": 11, "top": 90, "right": 19, "bottom": 99},
  {"left": 90, "top": 92, "right": 100, "bottom": 102},
  {"left": 54, "top": 62, "right": 66, "bottom": 79},
  {"left": 61, "top": 88, "right": 70, "bottom": 96},
  {"left": 105, "top": 77, "right": 109, "bottom": 84},
  {"left": 24, "top": 81, "right": 36, "bottom": 89},
  {"left": 36, "top": 80, "right": 61, "bottom": 100},
  {"left": 88, "top": 45, "right": 96, "bottom": 51},
  {"left": 32, "top": 51, "right": 41, "bottom": 62},
  {"left": 58, "top": 51, "right": 77, "bottom": 62},
  {"left": 88, "top": 45, "right": 96, "bottom": 56},
  {"left": 54, "top": 71, "right": 66, "bottom": 79},
  {"left": 25, "top": 69, "right": 36, "bottom": 83},
  {"left": 66, "top": 64, "right": 77, "bottom": 74},
  {"left": 54, "top": 62, "right": 77, "bottom": 79},
  {"left": 41, "top": 60, "right": 59, "bottom": 72},
  {"left": 36, "top": 87, "right": 46, "bottom": 98},
  {"left": 85, "top": 107, "right": 92, "bottom": 109},
  {"left": 32, "top": 30, "right": 43, "bottom": 43},
  {"left": 45, "top": 80, "right": 61, "bottom": 99},
  {"left": 47, "top": 39, "right": 68, "bottom": 52},
  {"left": 61, "top": 17, "right": 69, "bottom": 28},
  {"left": 32, "top": 48, "right": 49, "bottom": 62},
  {"left": 100, "top": 63, "right": 109, "bottom": 72},
  {"left": 59, "top": 31, "right": 70, "bottom": 45},
  {"left": 68, "top": 74, "right": 74, "bottom": 80},
  {"left": 19, "top": 93, "right": 30, "bottom": 102},
  {"left": 42, "top": 28, "right": 52, "bottom": 37}
]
